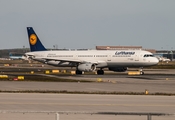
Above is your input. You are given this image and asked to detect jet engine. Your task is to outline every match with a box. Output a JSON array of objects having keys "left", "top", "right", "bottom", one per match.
[
  {"left": 108, "top": 67, "right": 127, "bottom": 72},
  {"left": 78, "top": 63, "right": 96, "bottom": 72}
]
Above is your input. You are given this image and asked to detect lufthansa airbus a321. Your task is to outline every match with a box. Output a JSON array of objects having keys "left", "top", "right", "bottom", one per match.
[{"left": 25, "top": 27, "right": 159, "bottom": 75}]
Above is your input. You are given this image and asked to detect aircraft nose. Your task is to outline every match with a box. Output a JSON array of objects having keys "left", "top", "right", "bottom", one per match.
[{"left": 153, "top": 57, "right": 159, "bottom": 65}]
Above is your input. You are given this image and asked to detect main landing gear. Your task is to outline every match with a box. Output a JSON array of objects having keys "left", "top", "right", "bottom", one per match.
[
  {"left": 75, "top": 69, "right": 104, "bottom": 75},
  {"left": 97, "top": 69, "right": 104, "bottom": 75},
  {"left": 76, "top": 70, "right": 83, "bottom": 75}
]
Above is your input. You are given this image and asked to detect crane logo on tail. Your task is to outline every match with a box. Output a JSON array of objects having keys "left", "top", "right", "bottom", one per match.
[{"left": 30, "top": 34, "right": 37, "bottom": 45}]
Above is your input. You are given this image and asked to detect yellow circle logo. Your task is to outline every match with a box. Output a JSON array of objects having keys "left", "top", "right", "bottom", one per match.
[{"left": 30, "top": 34, "right": 37, "bottom": 45}]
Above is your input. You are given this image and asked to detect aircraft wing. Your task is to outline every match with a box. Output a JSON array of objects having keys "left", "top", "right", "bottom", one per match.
[{"left": 42, "top": 58, "right": 99, "bottom": 64}]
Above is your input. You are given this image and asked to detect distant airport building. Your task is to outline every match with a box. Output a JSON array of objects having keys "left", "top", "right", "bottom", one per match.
[
  {"left": 96, "top": 46, "right": 156, "bottom": 53},
  {"left": 96, "top": 46, "right": 142, "bottom": 50}
]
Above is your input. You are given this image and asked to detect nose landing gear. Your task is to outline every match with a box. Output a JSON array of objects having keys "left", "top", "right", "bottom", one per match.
[{"left": 139, "top": 67, "right": 144, "bottom": 75}]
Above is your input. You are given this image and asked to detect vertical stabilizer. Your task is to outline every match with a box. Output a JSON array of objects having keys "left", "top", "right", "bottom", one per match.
[{"left": 27, "top": 27, "right": 47, "bottom": 52}]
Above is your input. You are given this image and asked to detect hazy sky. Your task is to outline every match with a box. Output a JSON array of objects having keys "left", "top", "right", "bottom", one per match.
[{"left": 0, "top": 0, "right": 175, "bottom": 50}]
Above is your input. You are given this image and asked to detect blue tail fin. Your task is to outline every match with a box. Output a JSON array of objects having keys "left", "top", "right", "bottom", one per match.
[{"left": 27, "top": 27, "right": 47, "bottom": 52}]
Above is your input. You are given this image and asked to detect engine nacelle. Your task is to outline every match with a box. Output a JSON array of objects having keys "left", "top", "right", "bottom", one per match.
[
  {"left": 46, "top": 61, "right": 61, "bottom": 66},
  {"left": 108, "top": 67, "right": 127, "bottom": 72},
  {"left": 78, "top": 63, "right": 96, "bottom": 72}
]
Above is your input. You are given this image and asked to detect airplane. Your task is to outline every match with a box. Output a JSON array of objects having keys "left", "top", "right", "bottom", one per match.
[
  {"left": 25, "top": 27, "right": 159, "bottom": 75},
  {"left": 155, "top": 56, "right": 170, "bottom": 62},
  {"left": 9, "top": 52, "right": 27, "bottom": 60}
]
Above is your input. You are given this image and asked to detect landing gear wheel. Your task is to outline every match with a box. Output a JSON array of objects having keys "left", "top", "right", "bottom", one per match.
[
  {"left": 97, "top": 70, "right": 104, "bottom": 75},
  {"left": 140, "top": 71, "right": 144, "bottom": 75},
  {"left": 76, "top": 70, "right": 82, "bottom": 75}
]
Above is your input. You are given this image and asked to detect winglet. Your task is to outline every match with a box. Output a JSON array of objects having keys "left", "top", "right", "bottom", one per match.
[{"left": 27, "top": 27, "right": 47, "bottom": 52}]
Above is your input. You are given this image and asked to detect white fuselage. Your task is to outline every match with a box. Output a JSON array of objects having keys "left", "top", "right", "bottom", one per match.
[{"left": 26, "top": 49, "right": 159, "bottom": 68}]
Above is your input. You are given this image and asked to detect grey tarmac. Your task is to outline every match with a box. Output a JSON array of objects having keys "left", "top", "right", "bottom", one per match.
[
  {"left": 0, "top": 93, "right": 175, "bottom": 120},
  {"left": 0, "top": 69, "right": 175, "bottom": 120},
  {"left": 0, "top": 76, "right": 175, "bottom": 94}
]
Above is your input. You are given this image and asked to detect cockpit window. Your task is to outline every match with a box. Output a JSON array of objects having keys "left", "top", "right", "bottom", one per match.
[{"left": 143, "top": 54, "right": 154, "bottom": 57}]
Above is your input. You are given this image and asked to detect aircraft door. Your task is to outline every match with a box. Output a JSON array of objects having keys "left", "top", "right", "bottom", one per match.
[
  {"left": 107, "top": 55, "right": 111, "bottom": 62},
  {"left": 135, "top": 53, "right": 139, "bottom": 61}
]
